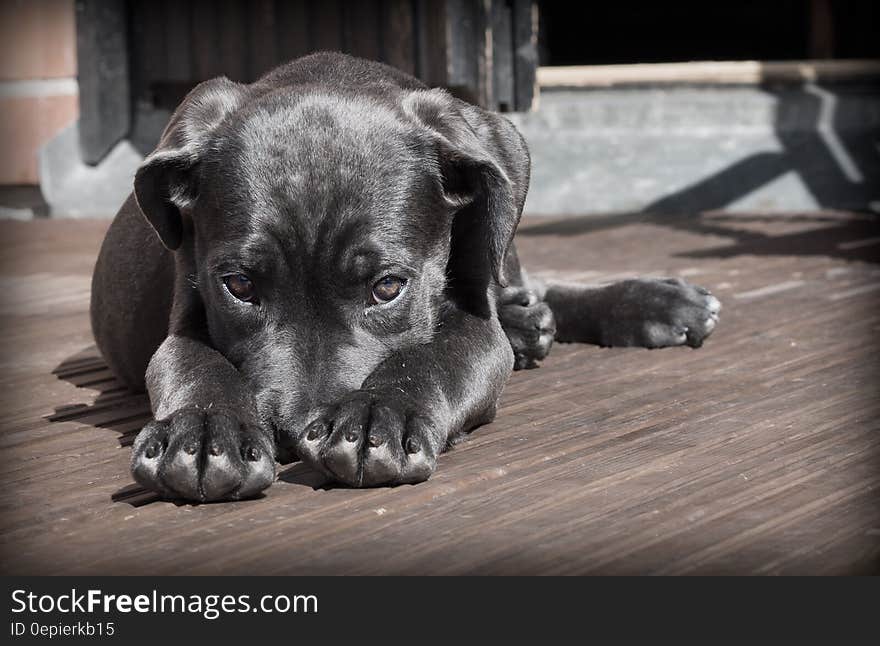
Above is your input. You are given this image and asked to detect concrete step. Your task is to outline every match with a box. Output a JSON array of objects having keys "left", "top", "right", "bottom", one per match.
[
  {"left": 508, "top": 84, "right": 880, "bottom": 216},
  {"left": 27, "top": 82, "right": 880, "bottom": 219}
]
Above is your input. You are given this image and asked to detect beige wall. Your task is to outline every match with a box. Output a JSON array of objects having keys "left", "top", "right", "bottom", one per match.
[{"left": 0, "top": 0, "right": 79, "bottom": 185}]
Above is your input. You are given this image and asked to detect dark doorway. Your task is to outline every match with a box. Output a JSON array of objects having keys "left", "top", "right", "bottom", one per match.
[{"left": 538, "top": 0, "right": 880, "bottom": 66}]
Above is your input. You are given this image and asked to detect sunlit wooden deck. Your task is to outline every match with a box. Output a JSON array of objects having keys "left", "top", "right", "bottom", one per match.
[{"left": 1, "top": 210, "right": 878, "bottom": 574}]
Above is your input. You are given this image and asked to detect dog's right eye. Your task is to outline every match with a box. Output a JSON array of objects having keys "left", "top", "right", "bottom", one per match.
[
  {"left": 372, "top": 275, "right": 407, "bottom": 304},
  {"left": 223, "top": 274, "right": 256, "bottom": 302}
]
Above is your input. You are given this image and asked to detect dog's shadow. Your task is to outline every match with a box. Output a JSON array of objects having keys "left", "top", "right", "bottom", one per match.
[
  {"left": 48, "top": 346, "right": 325, "bottom": 506},
  {"left": 47, "top": 345, "right": 162, "bottom": 506},
  {"left": 49, "top": 346, "right": 150, "bottom": 448}
]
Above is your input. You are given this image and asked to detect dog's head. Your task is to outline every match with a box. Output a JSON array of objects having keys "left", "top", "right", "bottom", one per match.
[{"left": 134, "top": 74, "right": 521, "bottom": 436}]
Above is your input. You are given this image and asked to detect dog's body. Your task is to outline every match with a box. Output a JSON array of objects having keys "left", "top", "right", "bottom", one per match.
[{"left": 91, "top": 53, "right": 720, "bottom": 501}]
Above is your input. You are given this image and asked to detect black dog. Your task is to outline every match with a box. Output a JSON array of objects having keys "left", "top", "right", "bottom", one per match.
[{"left": 91, "top": 52, "right": 720, "bottom": 501}]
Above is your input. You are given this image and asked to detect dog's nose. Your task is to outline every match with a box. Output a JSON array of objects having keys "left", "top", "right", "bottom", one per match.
[
  {"left": 275, "top": 426, "right": 299, "bottom": 464},
  {"left": 276, "top": 442, "right": 298, "bottom": 464}
]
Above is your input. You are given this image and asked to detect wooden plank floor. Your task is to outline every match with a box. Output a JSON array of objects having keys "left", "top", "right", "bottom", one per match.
[{"left": 0, "top": 211, "right": 878, "bottom": 575}]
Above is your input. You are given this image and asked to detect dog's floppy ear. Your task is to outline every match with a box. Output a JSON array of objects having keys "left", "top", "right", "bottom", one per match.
[
  {"left": 403, "top": 89, "right": 525, "bottom": 287},
  {"left": 134, "top": 77, "right": 248, "bottom": 250}
]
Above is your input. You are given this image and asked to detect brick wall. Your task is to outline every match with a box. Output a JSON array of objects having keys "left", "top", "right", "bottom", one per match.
[{"left": 0, "top": 0, "right": 79, "bottom": 185}]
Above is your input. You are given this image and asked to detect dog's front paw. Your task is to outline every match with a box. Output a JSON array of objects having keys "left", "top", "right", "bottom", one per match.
[
  {"left": 286, "top": 390, "right": 442, "bottom": 487},
  {"left": 602, "top": 278, "right": 722, "bottom": 349},
  {"left": 131, "top": 408, "right": 275, "bottom": 501},
  {"left": 499, "top": 287, "right": 556, "bottom": 369}
]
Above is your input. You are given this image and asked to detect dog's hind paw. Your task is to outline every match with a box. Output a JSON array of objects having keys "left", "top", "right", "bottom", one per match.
[
  {"left": 281, "top": 390, "right": 442, "bottom": 487},
  {"left": 498, "top": 287, "right": 556, "bottom": 369},
  {"left": 599, "top": 278, "right": 722, "bottom": 349},
  {"left": 130, "top": 407, "right": 275, "bottom": 502}
]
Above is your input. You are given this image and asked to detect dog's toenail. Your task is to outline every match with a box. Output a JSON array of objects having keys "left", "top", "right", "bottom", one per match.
[
  {"left": 406, "top": 436, "right": 421, "bottom": 454},
  {"left": 345, "top": 430, "right": 359, "bottom": 442},
  {"left": 184, "top": 443, "right": 197, "bottom": 455},
  {"left": 209, "top": 443, "right": 223, "bottom": 456},
  {"left": 368, "top": 433, "right": 383, "bottom": 447},
  {"left": 144, "top": 442, "right": 160, "bottom": 459},
  {"left": 245, "top": 446, "right": 261, "bottom": 461}
]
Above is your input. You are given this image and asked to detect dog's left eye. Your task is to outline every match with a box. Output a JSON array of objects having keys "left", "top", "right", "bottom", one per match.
[
  {"left": 372, "top": 275, "right": 407, "bottom": 304},
  {"left": 223, "top": 273, "right": 256, "bottom": 302}
]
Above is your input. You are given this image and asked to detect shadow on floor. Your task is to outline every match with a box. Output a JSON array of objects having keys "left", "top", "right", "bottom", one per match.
[
  {"left": 642, "top": 84, "right": 880, "bottom": 215},
  {"left": 46, "top": 346, "right": 161, "bottom": 505},
  {"left": 47, "top": 345, "right": 150, "bottom": 447},
  {"left": 277, "top": 462, "right": 332, "bottom": 489},
  {"left": 518, "top": 211, "right": 880, "bottom": 265},
  {"left": 47, "top": 345, "right": 317, "bottom": 506}
]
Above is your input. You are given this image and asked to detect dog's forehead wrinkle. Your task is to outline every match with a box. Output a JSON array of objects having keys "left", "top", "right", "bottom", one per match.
[
  {"left": 254, "top": 201, "right": 423, "bottom": 281},
  {"left": 197, "top": 95, "right": 446, "bottom": 268},
  {"left": 240, "top": 93, "right": 410, "bottom": 165},
  {"left": 233, "top": 92, "right": 418, "bottom": 208}
]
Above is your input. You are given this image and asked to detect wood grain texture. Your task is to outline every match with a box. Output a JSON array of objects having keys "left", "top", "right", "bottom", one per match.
[{"left": 0, "top": 211, "right": 877, "bottom": 575}]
